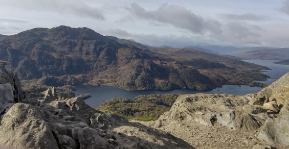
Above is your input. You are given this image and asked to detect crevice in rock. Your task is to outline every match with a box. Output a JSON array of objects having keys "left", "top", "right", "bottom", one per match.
[{"left": 51, "top": 131, "right": 61, "bottom": 149}]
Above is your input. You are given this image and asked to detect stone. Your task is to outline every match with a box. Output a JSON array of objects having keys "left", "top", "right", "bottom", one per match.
[
  {"left": 251, "top": 144, "right": 272, "bottom": 149},
  {"left": 0, "top": 61, "right": 25, "bottom": 117},
  {"left": 258, "top": 106, "right": 289, "bottom": 146},
  {"left": 0, "top": 103, "right": 58, "bottom": 149},
  {"left": 243, "top": 105, "right": 267, "bottom": 114},
  {"left": 216, "top": 110, "right": 236, "bottom": 130},
  {"left": 0, "top": 83, "right": 14, "bottom": 118},
  {"left": 263, "top": 101, "right": 279, "bottom": 112}
]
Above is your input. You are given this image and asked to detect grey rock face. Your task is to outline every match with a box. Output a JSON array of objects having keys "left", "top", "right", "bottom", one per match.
[
  {"left": 0, "top": 61, "right": 25, "bottom": 117},
  {"left": 0, "top": 103, "right": 58, "bottom": 149},
  {"left": 0, "top": 83, "right": 14, "bottom": 117},
  {"left": 257, "top": 103, "right": 289, "bottom": 146}
]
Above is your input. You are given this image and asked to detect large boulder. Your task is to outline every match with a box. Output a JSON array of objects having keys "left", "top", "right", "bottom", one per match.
[{"left": 0, "top": 103, "right": 58, "bottom": 149}]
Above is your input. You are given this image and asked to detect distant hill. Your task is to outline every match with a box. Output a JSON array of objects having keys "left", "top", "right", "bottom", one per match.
[
  {"left": 0, "top": 34, "right": 7, "bottom": 41},
  {"left": 232, "top": 48, "right": 289, "bottom": 60},
  {"left": 0, "top": 26, "right": 268, "bottom": 91},
  {"left": 275, "top": 59, "right": 289, "bottom": 65}
]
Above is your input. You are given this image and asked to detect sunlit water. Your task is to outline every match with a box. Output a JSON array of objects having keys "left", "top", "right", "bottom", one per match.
[{"left": 75, "top": 60, "right": 289, "bottom": 107}]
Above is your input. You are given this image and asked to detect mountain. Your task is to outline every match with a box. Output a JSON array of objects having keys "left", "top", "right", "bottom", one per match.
[
  {"left": 0, "top": 26, "right": 268, "bottom": 91},
  {"left": 275, "top": 59, "right": 289, "bottom": 65},
  {"left": 0, "top": 34, "right": 6, "bottom": 41},
  {"left": 233, "top": 48, "right": 289, "bottom": 60}
]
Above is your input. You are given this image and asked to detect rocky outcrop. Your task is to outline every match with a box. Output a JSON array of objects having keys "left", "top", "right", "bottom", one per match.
[
  {"left": 0, "top": 61, "right": 25, "bottom": 117},
  {"left": 0, "top": 63, "right": 192, "bottom": 149},
  {"left": 143, "top": 72, "right": 289, "bottom": 149},
  {"left": 255, "top": 73, "right": 289, "bottom": 147}
]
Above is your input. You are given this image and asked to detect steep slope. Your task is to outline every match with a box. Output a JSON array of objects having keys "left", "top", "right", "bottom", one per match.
[
  {"left": 0, "top": 26, "right": 268, "bottom": 91},
  {"left": 141, "top": 72, "right": 289, "bottom": 149}
]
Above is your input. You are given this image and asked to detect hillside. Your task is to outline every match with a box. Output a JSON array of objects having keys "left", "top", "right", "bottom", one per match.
[
  {"left": 233, "top": 48, "right": 289, "bottom": 60},
  {"left": 0, "top": 26, "right": 268, "bottom": 91}
]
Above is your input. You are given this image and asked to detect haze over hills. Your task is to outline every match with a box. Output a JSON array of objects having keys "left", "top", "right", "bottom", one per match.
[
  {"left": 232, "top": 48, "right": 289, "bottom": 60},
  {"left": 189, "top": 45, "right": 289, "bottom": 61},
  {"left": 0, "top": 34, "right": 6, "bottom": 41},
  {"left": 0, "top": 26, "right": 268, "bottom": 91}
]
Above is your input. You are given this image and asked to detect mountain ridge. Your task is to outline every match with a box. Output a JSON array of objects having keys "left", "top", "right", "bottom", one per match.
[{"left": 0, "top": 26, "right": 268, "bottom": 91}]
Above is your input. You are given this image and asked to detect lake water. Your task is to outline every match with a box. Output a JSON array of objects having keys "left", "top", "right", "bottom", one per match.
[{"left": 75, "top": 60, "right": 289, "bottom": 107}]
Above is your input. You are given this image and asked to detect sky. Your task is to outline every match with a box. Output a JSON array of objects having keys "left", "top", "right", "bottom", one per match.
[{"left": 0, "top": 0, "right": 289, "bottom": 47}]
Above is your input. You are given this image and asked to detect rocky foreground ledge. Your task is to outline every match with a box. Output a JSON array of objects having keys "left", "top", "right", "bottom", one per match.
[
  {"left": 0, "top": 61, "right": 192, "bottom": 149},
  {"left": 143, "top": 72, "right": 289, "bottom": 149}
]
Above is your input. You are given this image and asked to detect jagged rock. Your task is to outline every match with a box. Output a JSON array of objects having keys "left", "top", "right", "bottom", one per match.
[
  {"left": 0, "top": 61, "right": 25, "bottom": 117},
  {"left": 263, "top": 100, "right": 279, "bottom": 112},
  {"left": 42, "top": 87, "right": 57, "bottom": 102},
  {"left": 257, "top": 101, "right": 289, "bottom": 146},
  {"left": 243, "top": 105, "right": 267, "bottom": 114},
  {"left": 0, "top": 83, "right": 14, "bottom": 118},
  {"left": 257, "top": 72, "right": 289, "bottom": 105}
]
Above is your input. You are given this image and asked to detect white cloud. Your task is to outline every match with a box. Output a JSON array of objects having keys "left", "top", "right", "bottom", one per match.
[
  {"left": 281, "top": 0, "right": 289, "bottom": 15},
  {"left": 221, "top": 13, "right": 268, "bottom": 21},
  {"left": 1, "top": 0, "right": 105, "bottom": 20},
  {"left": 128, "top": 3, "right": 222, "bottom": 34},
  {"left": 221, "top": 22, "right": 263, "bottom": 45},
  {"left": 0, "top": 0, "right": 289, "bottom": 47}
]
